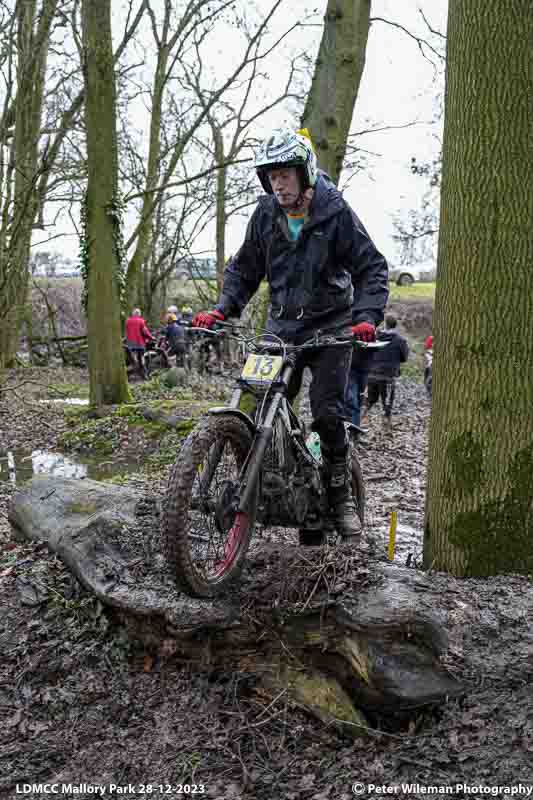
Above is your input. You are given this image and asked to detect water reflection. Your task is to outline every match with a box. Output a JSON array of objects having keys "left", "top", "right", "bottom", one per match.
[
  {"left": 39, "top": 398, "right": 89, "bottom": 406},
  {"left": 0, "top": 448, "right": 139, "bottom": 485},
  {"left": 0, "top": 450, "right": 89, "bottom": 483}
]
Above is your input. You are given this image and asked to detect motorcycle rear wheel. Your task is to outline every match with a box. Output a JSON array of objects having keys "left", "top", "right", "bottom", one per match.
[{"left": 163, "top": 415, "right": 256, "bottom": 597}]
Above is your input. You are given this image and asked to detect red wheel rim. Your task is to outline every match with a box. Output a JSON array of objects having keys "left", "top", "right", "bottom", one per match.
[{"left": 214, "top": 511, "right": 248, "bottom": 578}]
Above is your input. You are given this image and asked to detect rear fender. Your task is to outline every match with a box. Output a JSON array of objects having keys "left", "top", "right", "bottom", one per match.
[{"left": 207, "top": 407, "right": 257, "bottom": 437}]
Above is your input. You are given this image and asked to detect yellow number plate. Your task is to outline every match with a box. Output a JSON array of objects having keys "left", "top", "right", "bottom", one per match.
[{"left": 240, "top": 354, "right": 283, "bottom": 383}]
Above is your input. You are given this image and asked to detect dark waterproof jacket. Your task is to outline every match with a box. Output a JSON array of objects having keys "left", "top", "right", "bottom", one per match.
[
  {"left": 215, "top": 172, "right": 389, "bottom": 342},
  {"left": 165, "top": 321, "right": 185, "bottom": 351},
  {"left": 368, "top": 329, "right": 409, "bottom": 380}
]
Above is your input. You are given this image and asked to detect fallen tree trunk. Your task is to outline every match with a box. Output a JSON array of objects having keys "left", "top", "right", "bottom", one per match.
[
  {"left": 27, "top": 335, "right": 88, "bottom": 344},
  {"left": 9, "top": 477, "right": 463, "bottom": 735}
]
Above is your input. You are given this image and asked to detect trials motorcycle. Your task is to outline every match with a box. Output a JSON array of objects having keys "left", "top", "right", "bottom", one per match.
[{"left": 162, "top": 325, "right": 385, "bottom": 597}]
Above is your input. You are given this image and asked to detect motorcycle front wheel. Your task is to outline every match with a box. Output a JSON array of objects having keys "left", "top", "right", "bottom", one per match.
[{"left": 163, "top": 415, "right": 256, "bottom": 597}]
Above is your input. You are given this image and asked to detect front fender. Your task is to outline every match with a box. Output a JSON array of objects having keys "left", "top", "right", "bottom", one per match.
[{"left": 207, "top": 407, "right": 257, "bottom": 437}]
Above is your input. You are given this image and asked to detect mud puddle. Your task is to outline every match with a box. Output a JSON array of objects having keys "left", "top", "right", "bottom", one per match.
[{"left": 0, "top": 448, "right": 140, "bottom": 484}]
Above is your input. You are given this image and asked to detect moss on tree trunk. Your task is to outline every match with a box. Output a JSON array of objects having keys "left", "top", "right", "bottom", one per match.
[{"left": 424, "top": 1, "right": 533, "bottom": 576}]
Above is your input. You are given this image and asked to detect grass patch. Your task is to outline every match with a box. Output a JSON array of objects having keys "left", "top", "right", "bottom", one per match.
[
  {"left": 388, "top": 282, "right": 435, "bottom": 301},
  {"left": 167, "top": 278, "right": 218, "bottom": 311}
]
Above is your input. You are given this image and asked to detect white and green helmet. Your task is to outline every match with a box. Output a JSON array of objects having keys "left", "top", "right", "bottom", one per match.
[{"left": 255, "top": 128, "right": 318, "bottom": 193}]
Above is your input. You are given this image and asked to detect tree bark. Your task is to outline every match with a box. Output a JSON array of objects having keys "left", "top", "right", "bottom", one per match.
[
  {"left": 81, "top": 0, "right": 130, "bottom": 406},
  {"left": 424, "top": 1, "right": 533, "bottom": 576},
  {"left": 301, "top": 0, "right": 371, "bottom": 184}
]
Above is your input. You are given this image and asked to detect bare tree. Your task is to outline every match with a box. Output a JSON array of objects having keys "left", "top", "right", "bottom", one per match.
[
  {"left": 300, "top": 0, "right": 372, "bottom": 184},
  {"left": 121, "top": 0, "right": 302, "bottom": 309},
  {"left": 0, "top": 0, "right": 59, "bottom": 367}
]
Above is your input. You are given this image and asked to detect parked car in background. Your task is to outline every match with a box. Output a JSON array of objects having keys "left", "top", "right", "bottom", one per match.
[
  {"left": 389, "top": 260, "right": 437, "bottom": 286},
  {"left": 175, "top": 257, "right": 217, "bottom": 281}
]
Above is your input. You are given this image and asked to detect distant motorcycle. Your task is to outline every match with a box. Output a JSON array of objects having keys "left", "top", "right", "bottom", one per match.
[
  {"left": 424, "top": 348, "right": 433, "bottom": 398},
  {"left": 144, "top": 334, "right": 171, "bottom": 376}
]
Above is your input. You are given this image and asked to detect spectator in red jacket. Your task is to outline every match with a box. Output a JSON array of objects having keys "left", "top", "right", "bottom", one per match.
[
  {"left": 124, "top": 308, "right": 154, "bottom": 379},
  {"left": 425, "top": 334, "right": 433, "bottom": 351}
]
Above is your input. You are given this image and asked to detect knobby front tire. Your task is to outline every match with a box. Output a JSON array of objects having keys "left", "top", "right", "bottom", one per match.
[{"left": 163, "top": 415, "right": 256, "bottom": 597}]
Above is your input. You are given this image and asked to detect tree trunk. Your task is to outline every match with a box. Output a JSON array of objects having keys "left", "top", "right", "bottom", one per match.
[
  {"left": 424, "top": 1, "right": 533, "bottom": 576},
  {"left": 301, "top": 0, "right": 371, "bottom": 184},
  {"left": 81, "top": 0, "right": 130, "bottom": 407},
  {"left": 0, "top": 0, "right": 58, "bottom": 367}
]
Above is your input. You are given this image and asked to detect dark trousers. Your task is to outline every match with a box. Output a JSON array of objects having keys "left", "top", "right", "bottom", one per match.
[
  {"left": 287, "top": 344, "right": 351, "bottom": 454},
  {"left": 364, "top": 379, "right": 396, "bottom": 418},
  {"left": 126, "top": 344, "right": 146, "bottom": 378},
  {"left": 345, "top": 363, "right": 369, "bottom": 427},
  {"left": 169, "top": 342, "right": 186, "bottom": 366}
]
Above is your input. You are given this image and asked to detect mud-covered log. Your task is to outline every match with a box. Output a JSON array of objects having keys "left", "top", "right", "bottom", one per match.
[{"left": 9, "top": 477, "right": 463, "bottom": 733}]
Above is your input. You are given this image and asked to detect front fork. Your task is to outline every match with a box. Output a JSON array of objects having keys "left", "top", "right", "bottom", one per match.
[{"left": 237, "top": 364, "right": 294, "bottom": 514}]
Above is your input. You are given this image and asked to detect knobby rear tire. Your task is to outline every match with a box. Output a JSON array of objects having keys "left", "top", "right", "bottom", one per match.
[{"left": 163, "top": 415, "right": 256, "bottom": 597}]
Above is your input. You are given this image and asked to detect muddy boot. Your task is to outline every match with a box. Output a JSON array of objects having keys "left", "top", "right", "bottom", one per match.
[{"left": 323, "top": 448, "right": 361, "bottom": 540}]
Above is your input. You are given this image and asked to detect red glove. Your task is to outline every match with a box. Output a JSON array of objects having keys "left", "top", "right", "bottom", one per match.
[
  {"left": 192, "top": 309, "right": 225, "bottom": 329},
  {"left": 352, "top": 322, "right": 376, "bottom": 342}
]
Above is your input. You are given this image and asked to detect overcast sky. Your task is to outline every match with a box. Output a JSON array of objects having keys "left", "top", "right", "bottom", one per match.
[{"left": 33, "top": 0, "right": 448, "bottom": 268}]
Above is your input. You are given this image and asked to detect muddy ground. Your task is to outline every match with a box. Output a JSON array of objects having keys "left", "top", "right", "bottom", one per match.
[{"left": 1, "top": 318, "right": 533, "bottom": 799}]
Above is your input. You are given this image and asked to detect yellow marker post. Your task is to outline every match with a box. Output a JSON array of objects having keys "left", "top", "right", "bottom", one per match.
[{"left": 388, "top": 510, "right": 397, "bottom": 561}]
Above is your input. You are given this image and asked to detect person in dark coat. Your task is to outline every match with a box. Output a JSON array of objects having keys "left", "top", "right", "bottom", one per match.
[
  {"left": 164, "top": 313, "right": 186, "bottom": 365},
  {"left": 193, "top": 127, "right": 389, "bottom": 541},
  {"left": 360, "top": 314, "right": 409, "bottom": 425}
]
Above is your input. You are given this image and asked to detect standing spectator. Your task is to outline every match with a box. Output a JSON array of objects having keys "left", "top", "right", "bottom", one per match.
[
  {"left": 424, "top": 333, "right": 433, "bottom": 397},
  {"left": 124, "top": 308, "right": 154, "bottom": 379},
  {"left": 345, "top": 342, "right": 375, "bottom": 428},
  {"left": 181, "top": 306, "right": 194, "bottom": 325},
  {"left": 167, "top": 305, "right": 180, "bottom": 322},
  {"left": 180, "top": 306, "right": 195, "bottom": 362},
  {"left": 360, "top": 314, "right": 409, "bottom": 427},
  {"left": 164, "top": 313, "right": 187, "bottom": 366}
]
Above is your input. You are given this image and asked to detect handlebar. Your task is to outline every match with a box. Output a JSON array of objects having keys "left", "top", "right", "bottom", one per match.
[{"left": 186, "top": 322, "right": 389, "bottom": 355}]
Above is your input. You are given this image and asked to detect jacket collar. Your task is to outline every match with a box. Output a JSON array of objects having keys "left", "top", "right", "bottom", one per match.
[{"left": 259, "top": 171, "right": 344, "bottom": 229}]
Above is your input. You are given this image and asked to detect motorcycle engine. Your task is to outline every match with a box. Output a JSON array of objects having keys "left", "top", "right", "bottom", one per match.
[{"left": 258, "top": 471, "right": 310, "bottom": 526}]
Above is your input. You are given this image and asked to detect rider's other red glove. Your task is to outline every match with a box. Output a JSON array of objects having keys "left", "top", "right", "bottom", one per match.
[
  {"left": 192, "top": 309, "right": 225, "bottom": 329},
  {"left": 351, "top": 322, "right": 376, "bottom": 342}
]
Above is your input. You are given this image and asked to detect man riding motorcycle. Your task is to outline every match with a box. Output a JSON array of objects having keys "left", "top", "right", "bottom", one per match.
[{"left": 193, "top": 128, "right": 388, "bottom": 542}]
